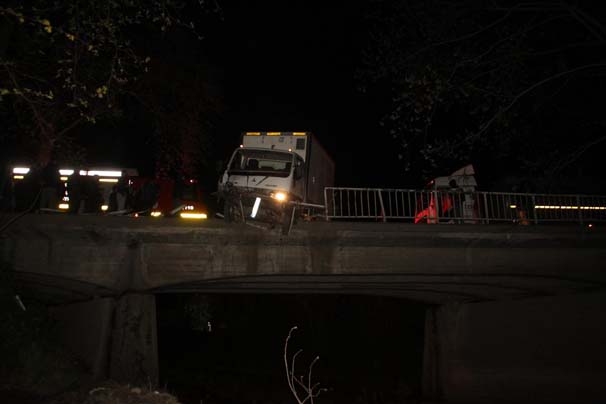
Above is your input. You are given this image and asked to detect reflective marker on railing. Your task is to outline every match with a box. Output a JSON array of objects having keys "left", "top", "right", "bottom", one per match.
[
  {"left": 251, "top": 197, "right": 261, "bottom": 218},
  {"left": 534, "top": 205, "right": 606, "bottom": 210}
]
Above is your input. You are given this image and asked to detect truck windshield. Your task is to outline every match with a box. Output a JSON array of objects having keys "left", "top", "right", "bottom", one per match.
[{"left": 229, "top": 149, "right": 293, "bottom": 177}]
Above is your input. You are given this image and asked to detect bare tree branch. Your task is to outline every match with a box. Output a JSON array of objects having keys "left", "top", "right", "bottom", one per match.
[
  {"left": 467, "top": 63, "right": 606, "bottom": 144},
  {"left": 551, "top": 135, "right": 606, "bottom": 176},
  {"left": 284, "top": 326, "right": 327, "bottom": 404}
]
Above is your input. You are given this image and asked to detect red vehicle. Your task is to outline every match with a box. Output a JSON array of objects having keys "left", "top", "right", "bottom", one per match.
[{"left": 128, "top": 177, "right": 208, "bottom": 220}]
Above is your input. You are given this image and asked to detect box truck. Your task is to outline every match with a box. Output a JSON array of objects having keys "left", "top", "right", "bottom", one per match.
[{"left": 217, "top": 131, "right": 334, "bottom": 233}]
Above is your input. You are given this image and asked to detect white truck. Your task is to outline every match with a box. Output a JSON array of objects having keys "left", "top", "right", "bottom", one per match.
[{"left": 217, "top": 131, "right": 334, "bottom": 233}]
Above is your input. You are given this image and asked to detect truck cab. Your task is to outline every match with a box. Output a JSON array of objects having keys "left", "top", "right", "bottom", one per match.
[
  {"left": 218, "top": 131, "right": 334, "bottom": 232},
  {"left": 220, "top": 147, "right": 305, "bottom": 203}
]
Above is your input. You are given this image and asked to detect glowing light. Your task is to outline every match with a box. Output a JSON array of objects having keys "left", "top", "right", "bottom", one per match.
[
  {"left": 99, "top": 178, "right": 119, "bottom": 183},
  {"left": 13, "top": 167, "right": 30, "bottom": 174},
  {"left": 292, "top": 132, "right": 307, "bottom": 136},
  {"left": 183, "top": 205, "right": 195, "bottom": 211},
  {"left": 509, "top": 204, "right": 517, "bottom": 209},
  {"left": 588, "top": 223, "right": 593, "bottom": 228},
  {"left": 151, "top": 211, "right": 162, "bottom": 217},
  {"left": 79, "top": 170, "right": 88, "bottom": 176},
  {"left": 60, "top": 176, "right": 68, "bottom": 181},
  {"left": 272, "top": 192, "right": 287, "bottom": 202},
  {"left": 13, "top": 175, "right": 24, "bottom": 180},
  {"left": 251, "top": 197, "right": 261, "bottom": 218},
  {"left": 180, "top": 212, "right": 208, "bottom": 219},
  {"left": 245, "top": 132, "right": 260, "bottom": 136},
  {"left": 58, "top": 203, "right": 69, "bottom": 210},
  {"left": 88, "top": 170, "right": 121, "bottom": 177},
  {"left": 240, "top": 144, "right": 244, "bottom": 148},
  {"left": 534, "top": 205, "right": 606, "bottom": 210},
  {"left": 101, "top": 205, "right": 108, "bottom": 211},
  {"left": 267, "top": 132, "right": 281, "bottom": 136},
  {"left": 59, "top": 169, "right": 74, "bottom": 175},
  {"left": 288, "top": 148, "right": 292, "bottom": 152}
]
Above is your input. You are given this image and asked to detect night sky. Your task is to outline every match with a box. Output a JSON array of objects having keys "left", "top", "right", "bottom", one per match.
[
  {"left": 197, "top": 0, "right": 606, "bottom": 192},
  {"left": 3, "top": 0, "right": 606, "bottom": 192},
  {"left": 211, "top": 0, "right": 394, "bottom": 187}
]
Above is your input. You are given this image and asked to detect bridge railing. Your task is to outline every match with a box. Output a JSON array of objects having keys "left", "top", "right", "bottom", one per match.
[{"left": 323, "top": 187, "right": 606, "bottom": 224}]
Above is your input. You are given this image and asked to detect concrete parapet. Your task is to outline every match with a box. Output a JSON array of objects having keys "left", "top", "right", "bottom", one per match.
[{"left": 2, "top": 215, "right": 606, "bottom": 304}]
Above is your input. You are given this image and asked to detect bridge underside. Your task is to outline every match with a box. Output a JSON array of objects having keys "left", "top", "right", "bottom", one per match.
[
  {"left": 154, "top": 273, "right": 604, "bottom": 304},
  {"left": 2, "top": 215, "right": 606, "bottom": 403}
]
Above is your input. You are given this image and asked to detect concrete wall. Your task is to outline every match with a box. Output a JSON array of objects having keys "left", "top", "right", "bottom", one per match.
[
  {"left": 109, "top": 294, "right": 158, "bottom": 386},
  {"left": 50, "top": 294, "right": 158, "bottom": 385},
  {"left": 50, "top": 297, "right": 115, "bottom": 380},
  {"left": 425, "top": 292, "right": 606, "bottom": 403}
]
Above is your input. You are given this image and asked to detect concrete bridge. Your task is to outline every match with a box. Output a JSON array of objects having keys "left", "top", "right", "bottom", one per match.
[{"left": 2, "top": 214, "right": 606, "bottom": 403}]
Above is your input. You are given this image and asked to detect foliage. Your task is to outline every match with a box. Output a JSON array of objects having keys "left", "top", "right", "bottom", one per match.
[
  {"left": 359, "top": 0, "right": 606, "bottom": 187},
  {"left": 0, "top": 0, "right": 208, "bottom": 165},
  {"left": 183, "top": 293, "right": 212, "bottom": 332}
]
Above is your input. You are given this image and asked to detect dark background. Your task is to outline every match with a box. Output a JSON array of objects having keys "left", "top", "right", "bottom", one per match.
[
  {"left": 19, "top": 0, "right": 400, "bottom": 189},
  {"left": 157, "top": 294, "right": 427, "bottom": 404},
  {"left": 3, "top": 0, "right": 605, "bottom": 192},
  {"left": 211, "top": 0, "right": 399, "bottom": 188},
  {"left": 2, "top": 2, "right": 606, "bottom": 402}
]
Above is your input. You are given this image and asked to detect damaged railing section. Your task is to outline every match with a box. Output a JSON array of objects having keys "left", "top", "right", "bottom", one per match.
[{"left": 323, "top": 187, "right": 606, "bottom": 224}]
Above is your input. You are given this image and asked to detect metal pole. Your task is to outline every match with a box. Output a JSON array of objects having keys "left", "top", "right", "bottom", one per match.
[
  {"left": 324, "top": 187, "right": 329, "bottom": 221},
  {"left": 378, "top": 190, "right": 387, "bottom": 222},
  {"left": 483, "top": 193, "right": 489, "bottom": 224}
]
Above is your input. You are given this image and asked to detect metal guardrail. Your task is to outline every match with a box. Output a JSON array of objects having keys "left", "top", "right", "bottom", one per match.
[{"left": 324, "top": 187, "right": 606, "bottom": 224}]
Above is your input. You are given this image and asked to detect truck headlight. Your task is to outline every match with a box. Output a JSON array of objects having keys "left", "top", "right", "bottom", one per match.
[{"left": 271, "top": 192, "right": 287, "bottom": 202}]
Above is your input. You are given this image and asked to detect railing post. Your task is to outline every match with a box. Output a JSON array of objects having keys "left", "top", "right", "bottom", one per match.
[
  {"left": 378, "top": 189, "right": 387, "bottom": 222},
  {"left": 324, "top": 187, "right": 329, "bottom": 221},
  {"left": 483, "top": 193, "right": 489, "bottom": 225},
  {"left": 433, "top": 190, "right": 440, "bottom": 224},
  {"left": 532, "top": 195, "right": 538, "bottom": 225}
]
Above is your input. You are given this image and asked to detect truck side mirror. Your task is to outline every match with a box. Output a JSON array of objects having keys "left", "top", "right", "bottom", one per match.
[{"left": 294, "top": 165, "right": 303, "bottom": 180}]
